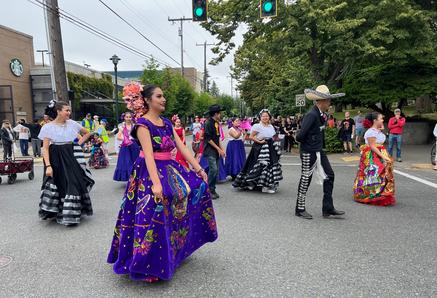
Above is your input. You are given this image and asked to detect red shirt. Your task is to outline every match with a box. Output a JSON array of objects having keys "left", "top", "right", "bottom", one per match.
[{"left": 388, "top": 116, "right": 406, "bottom": 134}]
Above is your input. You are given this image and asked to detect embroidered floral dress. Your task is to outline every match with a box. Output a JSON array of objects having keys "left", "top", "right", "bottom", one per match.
[{"left": 107, "top": 117, "right": 218, "bottom": 281}]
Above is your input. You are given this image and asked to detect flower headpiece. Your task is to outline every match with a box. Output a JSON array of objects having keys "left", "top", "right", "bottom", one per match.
[
  {"left": 123, "top": 82, "right": 145, "bottom": 119},
  {"left": 171, "top": 114, "right": 179, "bottom": 123}
]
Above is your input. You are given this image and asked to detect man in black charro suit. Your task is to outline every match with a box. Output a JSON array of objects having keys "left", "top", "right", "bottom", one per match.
[{"left": 295, "top": 85, "right": 346, "bottom": 220}]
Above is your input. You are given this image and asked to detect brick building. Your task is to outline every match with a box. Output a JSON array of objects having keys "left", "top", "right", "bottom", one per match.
[{"left": 0, "top": 25, "right": 35, "bottom": 123}]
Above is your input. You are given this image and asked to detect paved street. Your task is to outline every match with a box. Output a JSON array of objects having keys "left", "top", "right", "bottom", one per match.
[{"left": 1, "top": 149, "right": 436, "bottom": 297}]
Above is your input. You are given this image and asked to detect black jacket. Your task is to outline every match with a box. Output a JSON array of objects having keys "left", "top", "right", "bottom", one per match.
[
  {"left": 23, "top": 123, "right": 42, "bottom": 139},
  {"left": 296, "top": 106, "right": 326, "bottom": 152},
  {"left": 203, "top": 118, "right": 221, "bottom": 158},
  {"left": 1, "top": 127, "right": 14, "bottom": 144}
]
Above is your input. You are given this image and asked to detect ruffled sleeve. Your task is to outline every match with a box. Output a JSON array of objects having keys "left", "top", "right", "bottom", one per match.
[
  {"left": 38, "top": 124, "right": 52, "bottom": 140},
  {"left": 131, "top": 118, "right": 150, "bottom": 140}
]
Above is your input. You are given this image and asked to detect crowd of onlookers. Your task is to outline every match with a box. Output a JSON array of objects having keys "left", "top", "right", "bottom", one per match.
[{"left": 0, "top": 115, "right": 50, "bottom": 160}]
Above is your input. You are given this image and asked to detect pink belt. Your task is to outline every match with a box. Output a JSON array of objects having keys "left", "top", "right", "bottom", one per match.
[{"left": 139, "top": 151, "right": 172, "bottom": 160}]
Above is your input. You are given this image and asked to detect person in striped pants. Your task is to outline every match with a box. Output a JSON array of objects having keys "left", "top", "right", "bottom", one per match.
[{"left": 295, "top": 85, "right": 346, "bottom": 220}]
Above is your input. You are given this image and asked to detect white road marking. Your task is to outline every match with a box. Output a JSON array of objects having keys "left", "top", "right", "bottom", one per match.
[
  {"left": 281, "top": 163, "right": 356, "bottom": 167},
  {"left": 394, "top": 169, "right": 437, "bottom": 189}
]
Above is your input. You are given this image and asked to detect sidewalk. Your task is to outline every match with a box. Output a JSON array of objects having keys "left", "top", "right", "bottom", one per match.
[{"left": 0, "top": 136, "right": 119, "bottom": 164}]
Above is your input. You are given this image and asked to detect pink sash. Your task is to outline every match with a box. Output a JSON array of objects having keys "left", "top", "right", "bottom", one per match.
[{"left": 139, "top": 151, "right": 172, "bottom": 160}]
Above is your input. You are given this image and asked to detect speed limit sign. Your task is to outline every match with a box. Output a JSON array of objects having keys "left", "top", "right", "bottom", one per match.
[{"left": 295, "top": 94, "right": 306, "bottom": 107}]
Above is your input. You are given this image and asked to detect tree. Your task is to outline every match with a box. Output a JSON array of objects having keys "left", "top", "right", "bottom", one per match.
[
  {"left": 202, "top": 0, "right": 436, "bottom": 115},
  {"left": 209, "top": 80, "right": 220, "bottom": 97},
  {"left": 193, "top": 92, "right": 216, "bottom": 116},
  {"left": 140, "top": 58, "right": 196, "bottom": 120}
]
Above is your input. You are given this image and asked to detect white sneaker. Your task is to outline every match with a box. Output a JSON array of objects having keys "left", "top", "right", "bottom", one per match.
[{"left": 262, "top": 187, "right": 276, "bottom": 194}]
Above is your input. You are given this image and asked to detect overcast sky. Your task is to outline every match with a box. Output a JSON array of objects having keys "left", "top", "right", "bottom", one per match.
[{"left": 1, "top": 0, "right": 243, "bottom": 95}]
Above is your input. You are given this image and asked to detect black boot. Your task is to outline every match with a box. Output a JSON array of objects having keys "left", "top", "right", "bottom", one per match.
[
  {"left": 323, "top": 209, "right": 345, "bottom": 218},
  {"left": 295, "top": 210, "right": 313, "bottom": 220}
]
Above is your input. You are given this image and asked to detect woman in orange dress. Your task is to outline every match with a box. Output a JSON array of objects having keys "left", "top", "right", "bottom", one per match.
[{"left": 353, "top": 112, "right": 395, "bottom": 206}]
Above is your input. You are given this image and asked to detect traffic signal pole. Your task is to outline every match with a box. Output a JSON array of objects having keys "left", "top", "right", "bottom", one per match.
[{"left": 168, "top": 17, "right": 192, "bottom": 77}]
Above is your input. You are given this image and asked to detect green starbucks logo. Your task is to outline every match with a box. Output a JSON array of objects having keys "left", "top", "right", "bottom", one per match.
[{"left": 10, "top": 58, "right": 24, "bottom": 77}]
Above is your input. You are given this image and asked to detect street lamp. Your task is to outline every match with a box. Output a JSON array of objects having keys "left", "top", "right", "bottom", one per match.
[{"left": 109, "top": 54, "right": 121, "bottom": 123}]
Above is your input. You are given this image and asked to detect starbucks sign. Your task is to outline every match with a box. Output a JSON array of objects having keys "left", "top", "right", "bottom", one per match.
[{"left": 10, "top": 58, "right": 24, "bottom": 77}]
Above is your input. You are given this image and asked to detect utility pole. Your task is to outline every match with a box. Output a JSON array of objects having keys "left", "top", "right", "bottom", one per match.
[
  {"left": 227, "top": 75, "right": 234, "bottom": 98},
  {"left": 168, "top": 17, "right": 192, "bottom": 77},
  {"left": 36, "top": 49, "right": 48, "bottom": 67},
  {"left": 45, "top": 0, "right": 69, "bottom": 102},
  {"left": 196, "top": 41, "right": 214, "bottom": 92}
]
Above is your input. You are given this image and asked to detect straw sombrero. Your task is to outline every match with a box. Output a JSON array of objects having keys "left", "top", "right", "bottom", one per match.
[{"left": 304, "top": 85, "right": 345, "bottom": 101}]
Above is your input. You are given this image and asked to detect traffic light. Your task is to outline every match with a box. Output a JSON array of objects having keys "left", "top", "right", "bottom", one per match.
[
  {"left": 192, "top": 0, "right": 208, "bottom": 22},
  {"left": 260, "top": 0, "right": 277, "bottom": 18}
]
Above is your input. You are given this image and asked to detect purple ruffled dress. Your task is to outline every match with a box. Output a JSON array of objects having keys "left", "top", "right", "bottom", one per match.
[
  {"left": 113, "top": 124, "right": 140, "bottom": 181},
  {"left": 107, "top": 117, "right": 218, "bottom": 281}
]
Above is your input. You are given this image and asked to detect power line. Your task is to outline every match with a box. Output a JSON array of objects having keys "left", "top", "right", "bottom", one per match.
[
  {"left": 97, "top": 0, "right": 181, "bottom": 66},
  {"left": 27, "top": 0, "right": 175, "bottom": 68},
  {"left": 119, "top": 0, "right": 203, "bottom": 71}
]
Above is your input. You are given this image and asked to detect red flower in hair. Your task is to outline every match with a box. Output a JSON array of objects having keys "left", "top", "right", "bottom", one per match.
[{"left": 363, "top": 119, "right": 372, "bottom": 129}]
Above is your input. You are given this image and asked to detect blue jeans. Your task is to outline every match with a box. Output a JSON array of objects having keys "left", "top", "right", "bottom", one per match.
[
  {"left": 19, "top": 139, "right": 29, "bottom": 156},
  {"left": 388, "top": 134, "right": 402, "bottom": 158},
  {"left": 206, "top": 155, "right": 219, "bottom": 192}
]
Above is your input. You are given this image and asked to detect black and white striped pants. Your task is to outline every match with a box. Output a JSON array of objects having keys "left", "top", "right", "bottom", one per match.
[{"left": 296, "top": 151, "right": 335, "bottom": 212}]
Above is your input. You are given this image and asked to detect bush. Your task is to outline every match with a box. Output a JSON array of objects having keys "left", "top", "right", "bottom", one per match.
[{"left": 325, "top": 128, "right": 344, "bottom": 153}]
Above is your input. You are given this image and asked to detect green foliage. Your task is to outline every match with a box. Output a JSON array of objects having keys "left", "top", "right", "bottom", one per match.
[
  {"left": 67, "top": 72, "right": 114, "bottom": 101},
  {"left": 202, "top": 0, "right": 437, "bottom": 115},
  {"left": 209, "top": 81, "right": 220, "bottom": 97},
  {"left": 193, "top": 92, "right": 216, "bottom": 116},
  {"left": 216, "top": 95, "right": 235, "bottom": 117},
  {"left": 324, "top": 128, "right": 344, "bottom": 153},
  {"left": 140, "top": 58, "right": 196, "bottom": 121}
]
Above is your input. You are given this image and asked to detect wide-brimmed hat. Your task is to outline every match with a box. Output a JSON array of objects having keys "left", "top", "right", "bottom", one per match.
[
  {"left": 304, "top": 85, "right": 345, "bottom": 101},
  {"left": 206, "top": 104, "right": 225, "bottom": 115}
]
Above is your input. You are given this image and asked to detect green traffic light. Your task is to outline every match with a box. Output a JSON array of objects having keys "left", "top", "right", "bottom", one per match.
[
  {"left": 195, "top": 7, "right": 204, "bottom": 17},
  {"left": 263, "top": 1, "right": 273, "bottom": 12}
]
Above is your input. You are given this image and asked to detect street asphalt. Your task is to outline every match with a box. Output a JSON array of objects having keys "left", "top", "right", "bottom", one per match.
[{"left": 1, "top": 149, "right": 436, "bottom": 298}]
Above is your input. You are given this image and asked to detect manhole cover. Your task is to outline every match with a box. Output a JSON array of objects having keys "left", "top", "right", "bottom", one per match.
[{"left": 0, "top": 256, "right": 12, "bottom": 268}]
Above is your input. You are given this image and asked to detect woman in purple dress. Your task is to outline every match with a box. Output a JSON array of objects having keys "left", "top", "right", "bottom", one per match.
[
  {"left": 225, "top": 117, "right": 246, "bottom": 180},
  {"left": 107, "top": 84, "right": 218, "bottom": 282},
  {"left": 113, "top": 112, "right": 140, "bottom": 181}
]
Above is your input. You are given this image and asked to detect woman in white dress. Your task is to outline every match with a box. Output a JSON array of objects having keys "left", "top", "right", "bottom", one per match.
[
  {"left": 353, "top": 112, "right": 395, "bottom": 206},
  {"left": 38, "top": 101, "right": 95, "bottom": 225},
  {"left": 232, "top": 109, "right": 283, "bottom": 193}
]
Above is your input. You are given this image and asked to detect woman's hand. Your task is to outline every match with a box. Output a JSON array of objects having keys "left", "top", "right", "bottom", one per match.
[
  {"left": 382, "top": 155, "right": 392, "bottom": 163},
  {"left": 152, "top": 183, "right": 163, "bottom": 199},
  {"left": 197, "top": 169, "right": 208, "bottom": 183},
  {"left": 45, "top": 166, "right": 53, "bottom": 177}
]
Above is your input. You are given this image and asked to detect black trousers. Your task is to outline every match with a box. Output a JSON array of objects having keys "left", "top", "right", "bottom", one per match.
[
  {"left": 2, "top": 142, "right": 12, "bottom": 160},
  {"left": 296, "top": 151, "right": 335, "bottom": 212}
]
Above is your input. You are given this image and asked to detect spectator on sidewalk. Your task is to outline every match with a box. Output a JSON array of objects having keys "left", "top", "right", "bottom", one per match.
[
  {"left": 327, "top": 114, "right": 336, "bottom": 128},
  {"left": 433, "top": 123, "right": 437, "bottom": 171},
  {"left": 353, "top": 111, "right": 364, "bottom": 148},
  {"left": 340, "top": 112, "right": 355, "bottom": 154},
  {"left": 388, "top": 108, "right": 406, "bottom": 162},
  {"left": 81, "top": 113, "right": 95, "bottom": 132},
  {"left": 23, "top": 119, "right": 42, "bottom": 157},
  {"left": 40, "top": 114, "right": 51, "bottom": 126},
  {"left": 1, "top": 120, "right": 14, "bottom": 160},
  {"left": 13, "top": 119, "right": 30, "bottom": 156},
  {"left": 93, "top": 115, "right": 100, "bottom": 131},
  {"left": 97, "top": 119, "right": 110, "bottom": 158}
]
